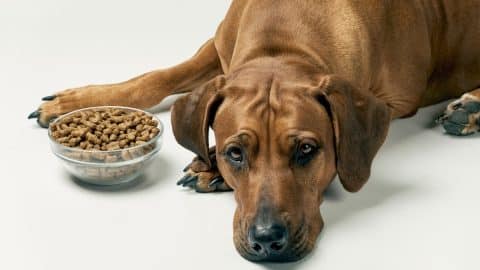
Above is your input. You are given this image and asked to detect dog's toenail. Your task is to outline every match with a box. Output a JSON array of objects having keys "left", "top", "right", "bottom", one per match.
[
  {"left": 42, "top": 95, "right": 57, "bottom": 101},
  {"left": 435, "top": 114, "right": 447, "bottom": 124},
  {"left": 182, "top": 176, "right": 198, "bottom": 187},
  {"left": 28, "top": 110, "right": 40, "bottom": 119},
  {"left": 177, "top": 175, "right": 192, "bottom": 186},
  {"left": 208, "top": 176, "right": 224, "bottom": 188},
  {"left": 453, "top": 103, "right": 462, "bottom": 110}
]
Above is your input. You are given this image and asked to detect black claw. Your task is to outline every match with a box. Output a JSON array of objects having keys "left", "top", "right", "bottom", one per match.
[
  {"left": 42, "top": 95, "right": 57, "bottom": 101},
  {"left": 183, "top": 176, "right": 198, "bottom": 188},
  {"left": 182, "top": 164, "right": 190, "bottom": 172},
  {"left": 28, "top": 110, "right": 40, "bottom": 119},
  {"left": 177, "top": 175, "right": 198, "bottom": 187},
  {"left": 176, "top": 175, "right": 190, "bottom": 186},
  {"left": 435, "top": 113, "right": 447, "bottom": 124},
  {"left": 452, "top": 102, "right": 462, "bottom": 110},
  {"left": 208, "top": 176, "right": 224, "bottom": 188}
]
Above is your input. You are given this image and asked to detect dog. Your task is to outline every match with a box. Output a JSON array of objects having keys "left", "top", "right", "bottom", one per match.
[{"left": 29, "top": 0, "right": 480, "bottom": 262}]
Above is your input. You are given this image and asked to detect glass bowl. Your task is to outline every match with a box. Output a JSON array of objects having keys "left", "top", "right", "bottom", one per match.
[{"left": 48, "top": 106, "right": 163, "bottom": 186}]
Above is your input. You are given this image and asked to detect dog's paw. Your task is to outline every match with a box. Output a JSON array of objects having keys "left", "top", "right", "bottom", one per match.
[
  {"left": 28, "top": 86, "right": 103, "bottom": 128},
  {"left": 177, "top": 154, "right": 232, "bottom": 193},
  {"left": 436, "top": 95, "right": 480, "bottom": 136},
  {"left": 177, "top": 169, "right": 231, "bottom": 193},
  {"left": 28, "top": 94, "right": 61, "bottom": 128}
]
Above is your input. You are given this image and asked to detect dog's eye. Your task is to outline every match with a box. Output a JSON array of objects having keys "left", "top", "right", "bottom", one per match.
[
  {"left": 294, "top": 142, "right": 319, "bottom": 166},
  {"left": 300, "top": 144, "right": 314, "bottom": 155},
  {"left": 226, "top": 146, "right": 244, "bottom": 164}
]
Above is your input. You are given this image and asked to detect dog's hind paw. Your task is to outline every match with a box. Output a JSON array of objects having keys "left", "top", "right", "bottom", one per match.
[
  {"left": 177, "top": 154, "right": 232, "bottom": 193},
  {"left": 437, "top": 95, "right": 480, "bottom": 136}
]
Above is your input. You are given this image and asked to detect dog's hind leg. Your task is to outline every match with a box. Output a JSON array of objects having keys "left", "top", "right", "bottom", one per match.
[
  {"left": 437, "top": 88, "right": 480, "bottom": 136},
  {"left": 29, "top": 39, "right": 223, "bottom": 127},
  {"left": 177, "top": 147, "right": 232, "bottom": 193}
]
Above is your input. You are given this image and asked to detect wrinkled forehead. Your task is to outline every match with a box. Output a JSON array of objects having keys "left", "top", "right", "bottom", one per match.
[{"left": 213, "top": 87, "right": 332, "bottom": 147}]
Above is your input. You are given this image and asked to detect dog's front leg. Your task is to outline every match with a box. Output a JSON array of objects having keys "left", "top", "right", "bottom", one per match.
[
  {"left": 177, "top": 146, "right": 232, "bottom": 193},
  {"left": 29, "top": 39, "right": 223, "bottom": 127}
]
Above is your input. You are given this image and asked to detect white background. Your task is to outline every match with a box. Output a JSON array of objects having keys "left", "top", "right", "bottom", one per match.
[{"left": 1, "top": 1, "right": 479, "bottom": 269}]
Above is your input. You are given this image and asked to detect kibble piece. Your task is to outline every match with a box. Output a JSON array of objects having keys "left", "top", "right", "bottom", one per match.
[
  {"left": 127, "top": 132, "right": 136, "bottom": 141},
  {"left": 71, "top": 128, "right": 88, "bottom": 138},
  {"left": 106, "top": 142, "right": 120, "bottom": 151},
  {"left": 103, "top": 128, "right": 112, "bottom": 135},
  {"left": 118, "top": 123, "right": 127, "bottom": 131},
  {"left": 100, "top": 134, "right": 109, "bottom": 143},
  {"left": 81, "top": 119, "right": 96, "bottom": 129}
]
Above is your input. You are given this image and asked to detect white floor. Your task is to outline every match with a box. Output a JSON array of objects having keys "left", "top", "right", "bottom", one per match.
[{"left": 1, "top": 1, "right": 479, "bottom": 269}]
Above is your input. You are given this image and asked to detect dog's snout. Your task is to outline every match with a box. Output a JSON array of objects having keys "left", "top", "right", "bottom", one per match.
[{"left": 248, "top": 222, "right": 288, "bottom": 258}]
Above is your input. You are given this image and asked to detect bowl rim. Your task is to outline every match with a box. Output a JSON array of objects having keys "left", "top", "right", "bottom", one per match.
[{"left": 48, "top": 106, "right": 164, "bottom": 155}]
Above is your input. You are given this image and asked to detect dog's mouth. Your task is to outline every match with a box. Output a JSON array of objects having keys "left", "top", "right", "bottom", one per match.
[{"left": 234, "top": 219, "right": 314, "bottom": 262}]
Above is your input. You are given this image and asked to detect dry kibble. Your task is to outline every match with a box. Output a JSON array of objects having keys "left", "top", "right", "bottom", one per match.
[
  {"left": 118, "top": 123, "right": 127, "bottom": 131},
  {"left": 103, "top": 128, "right": 112, "bottom": 135},
  {"left": 119, "top": 139, "right": 128, "bottom": 148},
  {"left": 127, "top": 132, "right": 136, "bottom": 141},
  {"left": 71, "top": 128, "right": 88, "bottom": 138},
  {"left": 51, "top": 108, "right": 161, "bottom": 181},
  {"left": 79, "top": 141, "right": 88, "bottom": 149}
]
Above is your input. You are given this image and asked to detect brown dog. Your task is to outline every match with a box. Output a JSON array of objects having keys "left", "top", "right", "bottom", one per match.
[{"left": 30, "top": 0, "right": 480, "bottom": 262}]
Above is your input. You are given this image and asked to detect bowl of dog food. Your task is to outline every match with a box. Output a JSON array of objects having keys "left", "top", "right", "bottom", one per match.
[{"left": 48, "top": 106, "right": 163, "bottom": 185}]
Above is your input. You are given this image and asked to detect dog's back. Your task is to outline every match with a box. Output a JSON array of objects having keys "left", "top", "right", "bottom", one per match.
[{"left": 215, "top": 0, "right": 480, "bottom": 113}]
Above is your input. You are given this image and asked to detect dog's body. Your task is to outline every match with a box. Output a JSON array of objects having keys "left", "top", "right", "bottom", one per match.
[
  {"left": 216, "top": 0, "right": 480, "bottom": 116},
  {"left": 32, "top": 0, "right": 480, "bottom": 262}
]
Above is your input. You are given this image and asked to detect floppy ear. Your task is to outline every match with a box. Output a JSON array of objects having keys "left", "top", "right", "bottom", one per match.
[
  {"left": 310, "top": 75, "right": 392, "bottom": 192},
  {"left": 171, "top": 76, "right": 225, "bottom": 167}
]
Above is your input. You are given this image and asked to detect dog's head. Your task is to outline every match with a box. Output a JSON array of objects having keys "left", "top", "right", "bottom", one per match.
[{"left": 171, "top": 69, "right": 391, "bottom": 262}]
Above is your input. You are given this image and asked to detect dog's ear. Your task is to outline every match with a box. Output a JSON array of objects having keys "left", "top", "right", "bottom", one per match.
[
  {"left": 171, "top": 76, "right": 225, "bottom": 167},
  {"left": 309, "top": 75, "right": 391, "bottom": 192}
]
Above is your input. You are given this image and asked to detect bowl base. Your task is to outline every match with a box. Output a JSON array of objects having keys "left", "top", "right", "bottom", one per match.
[{"left": 72, "top": 172, "right": 143, "bottom": 186}]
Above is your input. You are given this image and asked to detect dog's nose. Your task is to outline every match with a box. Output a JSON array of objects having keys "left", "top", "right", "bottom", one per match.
[{"left": 248, "top": 223, "right": 288, "bottom": 257}]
